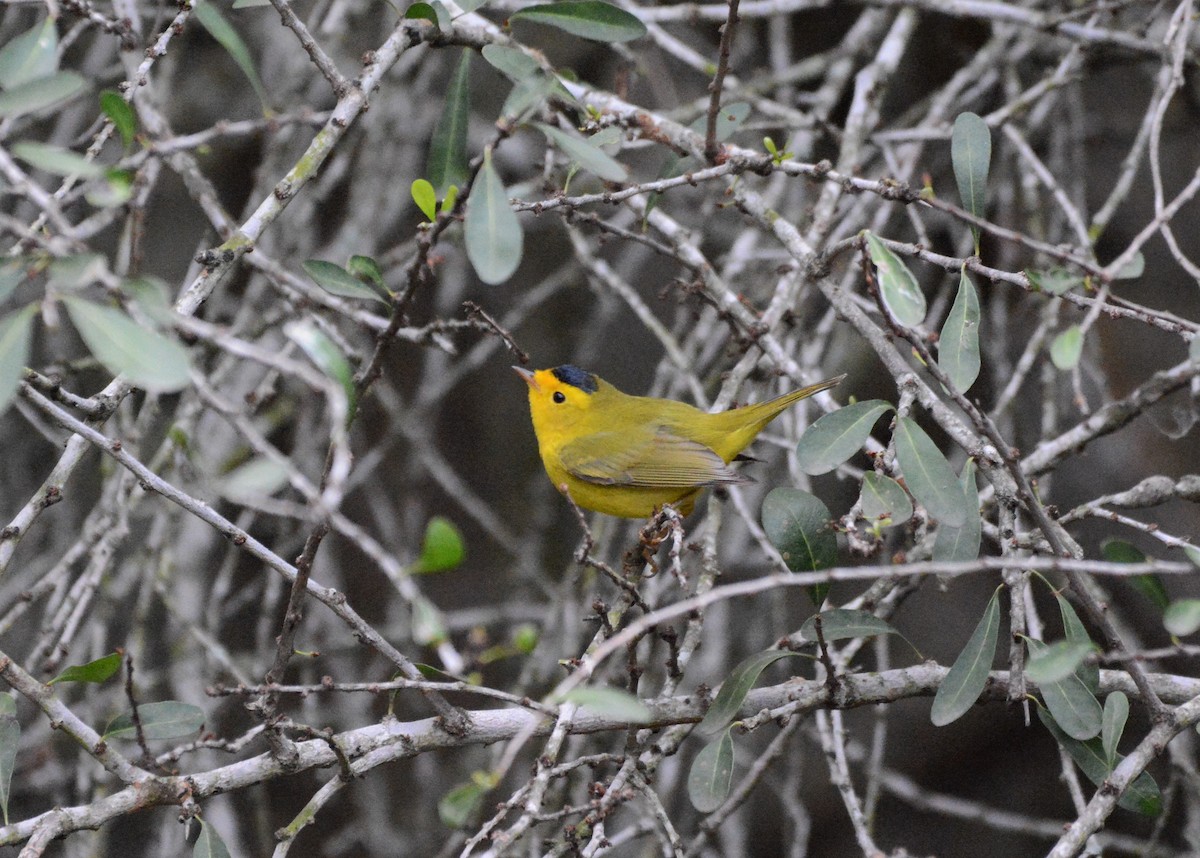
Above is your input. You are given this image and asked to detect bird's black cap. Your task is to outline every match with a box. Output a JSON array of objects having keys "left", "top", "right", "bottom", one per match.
[{"left": 552, "top": 365, "right": 598, "bottom": 394}]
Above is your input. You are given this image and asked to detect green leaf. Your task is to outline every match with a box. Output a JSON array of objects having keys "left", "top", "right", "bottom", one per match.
[
  {"left": 557, "top": 687, "right": 652, "bottom": 723},
  {"left": 1050, "top": 325, "right": 1083, "bottom": 370},
  {"left": 192, "top": 0, "right": 270, "bottom": 111},
  {"left": 687, "top": 101, "right": 751, "bottom": 142},
  {"left": 938, "top": 269, "right": 981, "bottom": 392},
  {"left": 0, "top": 692, "right": 17, "bottom": 827},
  {"left": 1186, "top": 545, "right": 1200, "bottom": 569},
  {"left": 1056, "top": 593, "right": 1099, "bottom": 694},
  {"left": 415, "top": 516, "right": 465, "bottom": 573},
  {"left": 283, "top": 319, "right": 356, "bottom": 414},
  {"left": 1101, "top": 539, "right": 1145, "bottom": 564},
  {"left": 697, "top": 650, "right": 801, "bottom": 737},
  {"left": 859, "top": 472, "right": 912, "bottom": 525},
  {"left": 99, "top": 90, "right": 137, "bottom": 148},
  {"left": 866, "top": 232, "right": 926, "bottom": 326},
  {"left": 48, "top": 652, "right": 122, "bottom": 685},
  {"left": 47, "top": 253, "right": 106, "bottom": 292},
  {"left": 536, "top": 123, "right": 627, "bottom": 183},
  {"left": 1037, "top": 706, "right": 1161, "bottom": 816},
  {"left": 512, "top": 1, "right": 648, "bottom": 42},
  {"left": 104, "top": 700, "right": 205, "bottom": 740},
  {"left": 464, "top": 148, "right": 523, "bottom": 285},
  {"left": 1114, "top": 252, "right": 1144, "bottom": 280},
  {"left": 85, "top": 170, "right": 134, "bottom": 208},
  {"left": 231, "top": 0, "right": 272, "bottom": 7},
  {"left": 0, "top": 305, "right": 36, "bottom": 414},
  {"left": 347, "top": 255, "right": 386, "bottom": 296},
  {"left": 456, "top": 0, "right": 489, "bottom": 11},
  {"left": 1027, "top": 638, "right": 1101, "bottom": 740},
  {"left": 893, "top": 416, "right": 967, "bottom": 527},
  {"left": 480, "top": 44, "right": 541, "bottom": 80},
  {"left": 760, "top": 487, "right": 837, "bottom": 572},
  {"left": 404, "top": 1, "right": 450, "bottom": 29},
  {"left": 193, "top": 819, "right": 233, "bottom": 858},
  {"left": 0, "top": 18, "right": 58, "bottom": 89},
  {"left": 1190, "top": 336, "right": 1200, "bottom": 364},
  {"left": 0, "top": 71, "right": 86, "bottom": 118},
  {"left": 1025, "top": 267, "right": 1082, "bottom": 296},
  {"left": 123, "top": 276, "right": 176, "bottom": 326},
  {"left": 950, "top": 112, "right": 991, "bottom": 254},
  {"left": 1164, "top": 599, "right": 1200, "bottom": 637},
  {"left": 302, "top": 259, "right": 388, "bottom": 305},
  {"left": 1102, "top": 691, "right": 1128, "bottom": 769},
  {"left": 932, "top": 458, "right": 980, "bottom": 562},
  {"left": 1026, "top": 640, "right": 1095, "bottom": 685},
  {"left": 64, "top": 297, "right": 192, "bottom": 393},
  {"left": 217, "top": 456, "right": 290, "bottom": 502},
  {"left": 427, "top": 49, "right": 471, "bottom": 197},
  {"left": 0, "top": 259, "right": 27, "bottom": 304},
  {"left": 687, "top": 729, "right": 734, "bottom": 813},
  {"left": 411, "top": 178, "right": 438, "bottom": 221},
  {"left": 795, "top": 400, "right": 892, "bottom": 475},
  {"left": 12, "top": 141, "right": 107, "bottom": 179},
  {"left": 438, "top": 777, "right": 490, "bottom": 828},
  {"left": 931, "top": 588, "right": 999, "bottom": 726},
  {"left": 798, "top": 609, "right": 899, "bottom": 644}
]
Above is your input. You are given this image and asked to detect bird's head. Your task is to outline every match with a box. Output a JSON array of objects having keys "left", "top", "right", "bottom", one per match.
[{"left": 513, "top": 364, "right": 600, "bottom": 433}]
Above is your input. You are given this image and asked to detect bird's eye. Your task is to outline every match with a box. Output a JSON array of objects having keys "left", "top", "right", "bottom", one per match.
[{"left": 553, "top": 391, "right": 566, "bottom": 404}]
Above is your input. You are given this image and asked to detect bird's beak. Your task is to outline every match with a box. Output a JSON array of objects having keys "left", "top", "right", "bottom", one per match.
[{"left": 512, "top": 365, "right": 539, "bottom": 391}]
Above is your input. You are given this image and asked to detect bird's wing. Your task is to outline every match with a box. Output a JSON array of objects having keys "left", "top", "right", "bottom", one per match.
[{"left": 560, "top": 429, "right": 751, "bottom": 488}]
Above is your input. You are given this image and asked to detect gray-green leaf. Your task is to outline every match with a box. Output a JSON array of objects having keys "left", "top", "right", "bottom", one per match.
[
  {"left": 859, "top": 472, "right": 912, "bottom": 525},
  {"left": 795, "top": 400, "right": 892, "bottom": 475},
  {"left": 0, "top": 71, "right": 86, "bottom": 118},
  {"left": 1057, "top": 593, "right": 1098, "bottom": 694},
  {"left": 1050, "top": 325, "right": 1083, "bottom": 370},
  {"left": 512, "top": 1, "right": 647, "bottom": 42},
  {"left": 536, "top": 123, "right": 627, "bottom": 183},
  {"left": 687, "top": 729, "right": 734, "bottom": 813},
  {"left": 11, "top": 141, "right": 106, "bottom": 179},
  {"left": 1025, "top": 267, "right": 1082, "bottom": 296},
  {"left": 1102, "top": 691, "right": 1128, "bottom": 769},
  {"left": 428, "top": 49, "right": 471, "bottom": 196},
  {"left": 283, "top": 319, "right": 356, "bottom": 413},
  {"left": 798, "top": 609, "right": 899, "bottom": 644},
  {"left": 931, "top": 587, "right": 999, "bottom": 726},
  {"left": 950, "top": 112, "right": 991, "bottom": 254},
  {"left": 697, "top": 650, "right": 802, "bottom": 737},
  {"left": 104, "top": 700, "right": 205, "bottom": 740},
  {"left": 0, "top": 305, "right": 36, "bottom": 414},
  {"left": 1164, "top": 599, "right": 1200, "bottom": 637},
  {"left": 761, "top": 487, "right": 837, "bottom": 572},
  {"left": 192, "top": 0, "right": 270, "bottom": 110},
  {"left": 938, "top": 269, "right": 981, "bottom": 392},
  {"left": 866, "top": 232, "right": 926, "bottom": 326},
  {"left": 64, "top": 297, "right": 191, "bottom": 393},
  {"left": 302, "top": 259, "right": 388, "bottom": 305},
  {"left": 193, "top": 819, "right": 233, "bottom": 858},
  {"left": 465, "top": 148, "right": 523, "bottom": 285},
  {"left": 893, "top": 416, "right": 967, "bottom": 527},
  {"left": 1027, "top": 637, "right": 1102, "bottom": 740},
  {"left": 1025, "top": 639, "right": 1096, "bottom": 685},
  {"left": 217, "top": 456, "right": 290, "bottom": 503},
  {"left": 557, "top": 687, "right": 652, "bottom": 723},
  {"left": 0, "top": 18, "right": 58, "bottom": 89},
  {"left": 0, "top": 693, "right": 17, "bottom": 826},
  {"left": 932, "top": 458, "right": 980, "bottom": 562}
]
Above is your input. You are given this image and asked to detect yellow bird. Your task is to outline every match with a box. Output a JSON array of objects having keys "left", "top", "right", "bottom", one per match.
[{"left": 514, "top": 365, "right": 843, "bottom": 518}]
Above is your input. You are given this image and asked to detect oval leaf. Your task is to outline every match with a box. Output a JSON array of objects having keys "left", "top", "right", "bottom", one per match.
[
  {"left": 688, "top": 101, "right": 751, "bottom": 142},
  {"left": 0, "top": 19, "right": 58, "bottom": 89},
  {"left": 481, "top": 44, "right": 541, "bottom": 80},
  {"left": 1027, "top": 638, "right": 1102, "bottom": 740},
  {"left": 859, "top": 472, "right": 912, "bottom": 525},
  {"left": 0, "top": 692, "right": 17, "bottom": 827},
  {"left": 0, "top": 71, "right": 86, "bottom": 118},
  {"left": 866, "top": 232, "right": 926, "bottom": 326},
  {"left": 12, "top": 141, "right": 107, "bottom": 179},
  {"left": 302, "top": 259, "right": 387, "bottom": 305},
  {"left": 217, "top": 456, "right": 290, "bottom": 502},
  {"left": 1164, "top": 599, "right": 1200, "bottom": 637},
  {"left": 64, "top": 297, "right": 191, "bottom": 393},
  {"left": 761, "top": 487, "right": 837, "bottom": 572},
  {"left": 104, "top": 700, "right": 205, "bottom": 740},
  {"left": 1102, "top": 691, "right": 1129, "bottom": 769},
  {"left": 412, "top": 178, "right": 438, "bottom": 222},
  {"left": 536, "top": 122, "right": 627, "bottom": 183},
  {"left": 1025, "top": 640, "right": 1095, "bottom": 685},
  {"left": 951, "top": 112, "right": 991, "bottom": 253},
  {"left": 1050, "top": 325, "right": 1083, "bottom": 370},
  {"left": 932, "top": 458, "right": 980, "bottom": 562},
  {"left": 438, "top": 778, "right": 488, "bottom": 829},
  {"left": 1025, "top": 267, "right": 1082, "bottom": 296},
  {"left": 283, "top": 319, "right": 356, "bottom": 412},
  {"left": 347, "top": 255, "right": 386, "bottom": 295},
  {"left": 798, "top": 609, "right": 899, "bottom": 644},
  {"left": 893, "top": 416, "right": 967, "bottom": 527},
  {"left": 697, "top": 650, "right": 801, "bottom": 737},
  {"left": 1057, "top": 593, "right": 1099, "bottom": 693},
  {"left": 99, "top": 90, "right": 137, "bottom": 148},
  {"left": 0, "top": 305, "right": 36, "bottom": 414},
  {"left": 427, "top": 49, "right": 471, "bottom": 197},
  {"left": 687, "top": 729, "right": 734, "bottom": 813},
  {"left": 48, "top": 652, "right": 122, "bottom": 686},
  {"left": 931, "top": 588, "right": 999, "bottom": 726},
  {"left": 465, "top": 149, "right": 523, "bottom": 285},
  {"left": 512, "top": 1, "right": 648, "bottom": 42},
  {"left": 415, "top": 516, "right": 465, "bottom": 573},
  {"left": 194, "top": 819, "right": 233, "bottom": 858},
  {"left": 557, "top": 687, "right": 652, "bottom": 723},
  {"left": 796, "top": 400, "right": 892, "bottom": 475},
  {"left": 1037, "top": 706, "right": 1161, "bottom": 817},
  {"left": 412, "top": 594, "right": 447, "bottom": 645},
  {"left": 938, "top": 269, "right": 981, "bottom": 392}
]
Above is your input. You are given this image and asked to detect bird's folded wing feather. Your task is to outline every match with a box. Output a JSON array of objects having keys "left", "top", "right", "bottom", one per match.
[{"left": 560, "top": 429, "right": 750, "bottom": 488}]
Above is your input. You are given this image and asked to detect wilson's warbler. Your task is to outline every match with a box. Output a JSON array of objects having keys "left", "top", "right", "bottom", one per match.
[{"left": 514, "top": 365, "right": 844, "bottom": 518}]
